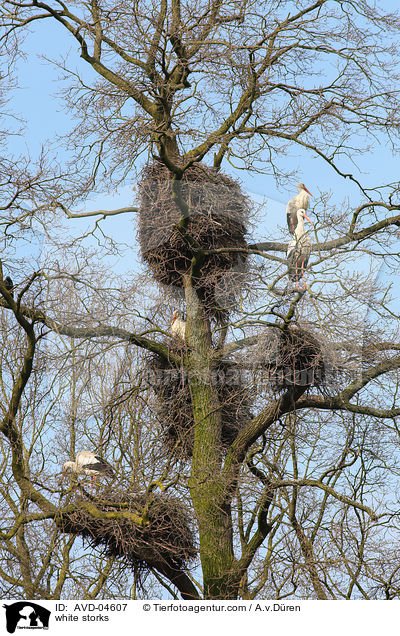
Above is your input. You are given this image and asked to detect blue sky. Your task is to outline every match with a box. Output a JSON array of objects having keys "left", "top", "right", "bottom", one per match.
[
  {"left": 5, "top": 2, "right": 400, "bottom": 287},
  {"left": 10, "top": 9, "right": 400, "bottom": 201}
]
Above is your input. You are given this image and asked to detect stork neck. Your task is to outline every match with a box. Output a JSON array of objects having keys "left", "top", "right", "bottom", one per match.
[
  {"left": 295, "top": 218, "right": 305, "bottom": 239},
  {"left": 298, "top": 191, "right": 309, "bottom": 208}
]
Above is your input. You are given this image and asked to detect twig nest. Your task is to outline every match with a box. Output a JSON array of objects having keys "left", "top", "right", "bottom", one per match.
[
  {"left": 146, "top": 344, "right": 251, "bottom": 458},
  {"left": 257, "top": 325, "right": 327, "bottom": 391},
  {"left": 57, "top": 491, "right": 196, "bottom": 573},
  {"left": 138, "top": 162, "right": 250, "bottom": 319}
]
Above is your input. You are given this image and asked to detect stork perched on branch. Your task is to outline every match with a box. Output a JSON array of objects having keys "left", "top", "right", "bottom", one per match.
[
  {"left": 286, "top": 183, "right": 312, "bottom": 234},
  {"left": 62, "top": 451, "right": 115, "bottom": 493},
  {"left": 287, "top": 209, "right": 313, "bottom": 289},
  {"left": 171, "top": 310, "right": 186, "bottom": 342}
]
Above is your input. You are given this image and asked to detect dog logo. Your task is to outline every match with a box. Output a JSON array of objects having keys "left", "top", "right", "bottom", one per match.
[{"left": 3, "top": 602, "right": 50, "bottom": 633}]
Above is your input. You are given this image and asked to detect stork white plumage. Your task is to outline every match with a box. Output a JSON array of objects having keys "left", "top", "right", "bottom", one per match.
[
  {"left": 286, "top": 183, "right": 312, "bottom": 234},
  {"left": 171, "top": 310, "right": 186, "bottom": 341},
  {"left": 62, "top": 451, "right": 115, "bottom": 493},
  {"left": 287, "top": 209, "right": 313, "bottom": 289}
]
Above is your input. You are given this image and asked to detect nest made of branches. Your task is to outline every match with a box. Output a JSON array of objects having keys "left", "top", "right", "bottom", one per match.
[
  {"left": 138, "top": 162, "right": 250, "bottom": 320},
  {"left": 257, "top": 325, "right": 328, "bottom": 392},
  {"left": 57, "top": 490, "right": 196, "bottom": 574},
  {"left": 146, "top": 343, "right": 251, "bottom": 458}
]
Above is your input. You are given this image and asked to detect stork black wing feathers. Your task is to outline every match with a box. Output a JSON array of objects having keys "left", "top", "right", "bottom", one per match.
[
  {"left": 3, "top": 277, "right": 14, "bottom": 298},
  {"left": 286, "top": 202, "right": 298, "bottom": 234},
  {"left": 86, "top": 457, "right": 115, "bottom": 477},
  {"left": 287, "top": 234, "right": 311, "bottom": 281}
]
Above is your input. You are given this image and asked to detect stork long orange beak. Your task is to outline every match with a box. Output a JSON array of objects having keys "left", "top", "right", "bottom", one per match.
[
  {"left": 303, "top": 212, "right": 314, "bottom": 224},
  {"left": 304, "top": 186, "right": 313, "bottom": 196}
]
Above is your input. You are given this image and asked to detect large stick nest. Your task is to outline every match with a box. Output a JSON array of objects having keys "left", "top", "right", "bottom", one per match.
[
  {"left": 57, "top": 491, "right": 197, "bottom": 573},
  {"left": 257, "top": 325, "right": 328, "bottom": 392},
  {"left": 147, "top": 343, "right": 252, "bottom": 458},
  {"left": 138, "top": 162, "right": 250, "bottom": 320}
]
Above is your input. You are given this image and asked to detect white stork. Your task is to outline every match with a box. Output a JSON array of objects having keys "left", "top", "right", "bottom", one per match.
[
  {"left": 286, "top": 183, "right": 312, "bottom": 234},
  {"left": 62, "top": 451, "right": 115, "bottom": 493},
  {"left": 171, "top": 310, "right": 186, "bottom": 341},
  {"left": 287, "top": 209, "right": 313, "bottom": 289}
]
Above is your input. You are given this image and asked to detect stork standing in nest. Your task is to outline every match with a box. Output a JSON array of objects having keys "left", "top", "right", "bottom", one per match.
[
  {"left": 286, "top": 183, "right": 312, "bottom": 234},
  {"left": 287, "top": 209, "right": 313, "bottom": 289},
  {"left": 171, "top": 310, "right": 186, "bottom": 342},
  {"left": 62, "top": 451, "right": 115, "bottom": 493}
]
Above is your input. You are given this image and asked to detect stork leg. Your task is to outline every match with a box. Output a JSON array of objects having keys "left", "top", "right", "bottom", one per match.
[
  {"left": 301, "top": 259, "right": 306, "bottom": 289},
  {"left": 295, "top": 265, "right": 301, "bottom": 290}
]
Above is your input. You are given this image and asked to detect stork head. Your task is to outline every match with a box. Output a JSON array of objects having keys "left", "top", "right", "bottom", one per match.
[
  {"left": 297, "top": 182, "right": 312, "bottom": 196},
  {"left": 172, "top": 310, "right": 179, "bottom": 324},
  {"left": 297, "top": 208, "right": 313, "bottom": 224},
  {"left": 61, "top": 461, "right": 75, "bottom": 480}
]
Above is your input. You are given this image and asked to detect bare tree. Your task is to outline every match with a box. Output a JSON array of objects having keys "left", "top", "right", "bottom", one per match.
[{"left": 1, "top": 0, "right": 400, "bottom": 600}]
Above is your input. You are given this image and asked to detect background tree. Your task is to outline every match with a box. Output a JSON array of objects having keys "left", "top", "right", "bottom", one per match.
[{"left": 0, "top": 0, "right": 400, "bottom": 600}]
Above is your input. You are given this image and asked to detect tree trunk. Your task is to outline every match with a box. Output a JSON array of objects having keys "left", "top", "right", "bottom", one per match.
[
  {"left": 189, "top": 372, "right": 239, "bottom": 599},
  {"left": 185, "top": 279, "right": 239, "bottom": 599}
]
